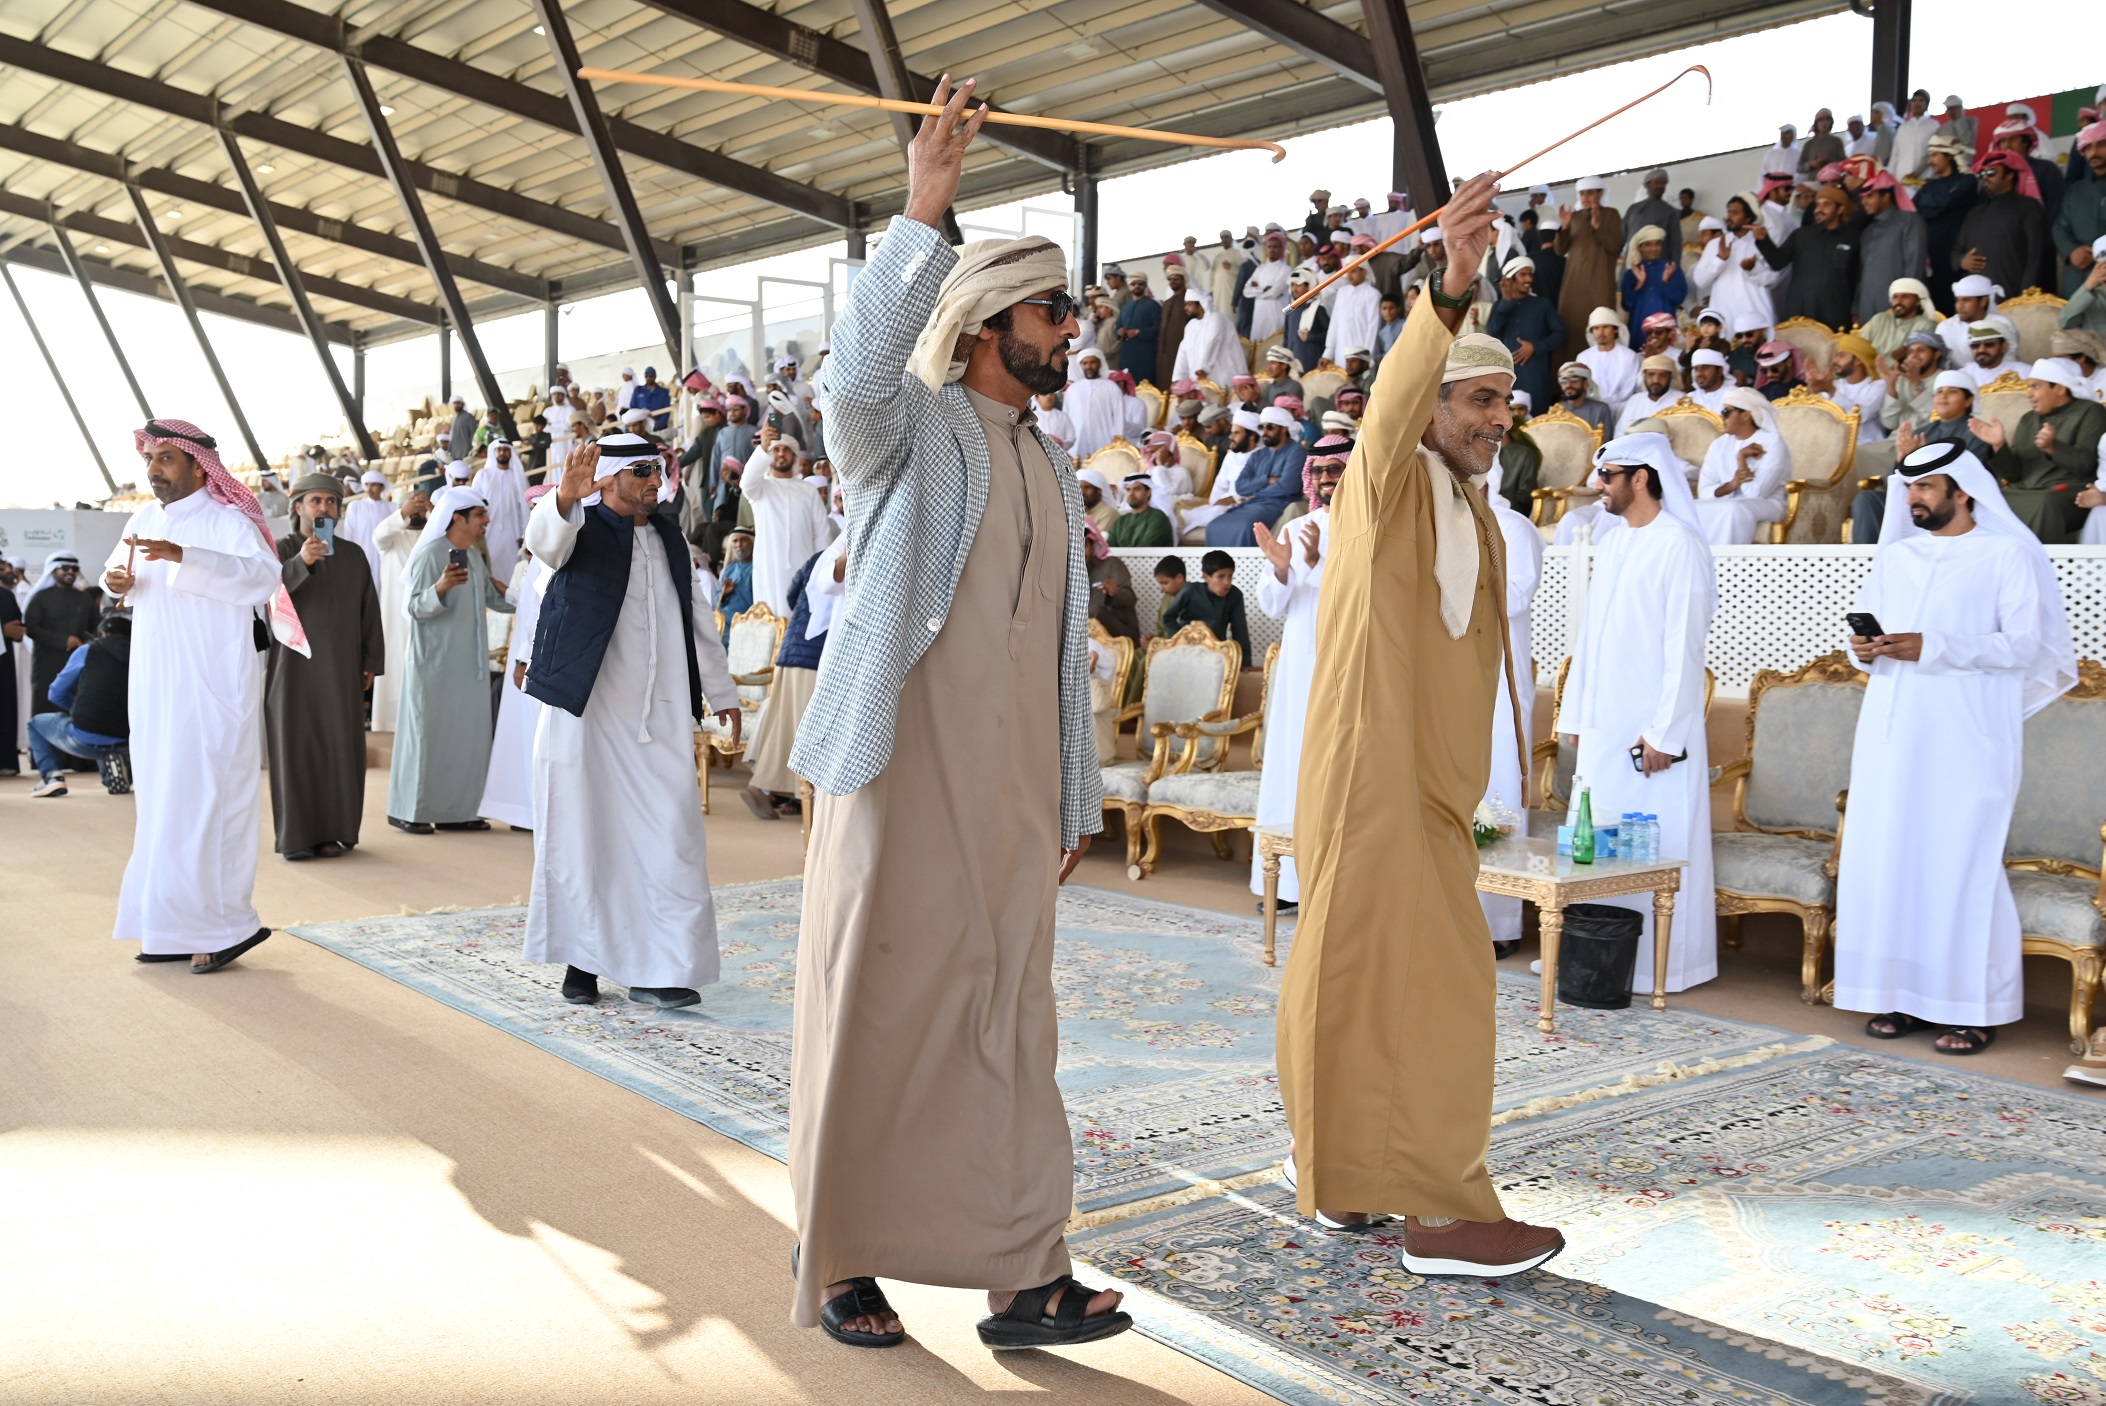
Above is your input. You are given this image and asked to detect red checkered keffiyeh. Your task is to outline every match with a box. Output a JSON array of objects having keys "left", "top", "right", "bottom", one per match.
[{"left": 133, "top": 418, "right": 309, "bottom": 657}]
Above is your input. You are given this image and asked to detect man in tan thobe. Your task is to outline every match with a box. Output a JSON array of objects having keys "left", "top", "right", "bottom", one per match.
[
  {"left": 1278, "top": 169, "right": 1566, "bottom": 1277},
  {"left": 786, "top": 80, "right": 1131, "bottom": 1352}
]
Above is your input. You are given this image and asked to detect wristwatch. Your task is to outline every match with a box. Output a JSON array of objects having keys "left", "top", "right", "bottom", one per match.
[{"left": 1427, "top": 267, "right": 1473, "bottom": 309}]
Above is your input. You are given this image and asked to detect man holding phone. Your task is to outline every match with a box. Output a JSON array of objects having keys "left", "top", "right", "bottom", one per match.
[
  {"left": 1834, "top": 444, "right": 2076, "bottom": 1055},
  {"left": 267, "top": 474, "right": 384, "bottom": 861},
  {"left": 386, "top": 486, "right": 512, "bottom": 835}
]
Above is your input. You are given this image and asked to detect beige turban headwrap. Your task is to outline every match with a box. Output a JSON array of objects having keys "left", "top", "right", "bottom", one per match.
[
  {"left": 1625, "top": 223, "right": 1668, "bottom": 267},
  {"left": 1419, "top": 333, "right": 1517, "bottom": 639},
  {"left": 289, "top": 472, "right": 344, "bottom": 499},
  {"left": 906, "top": 236, "right": 1072, "bottom": 390}
]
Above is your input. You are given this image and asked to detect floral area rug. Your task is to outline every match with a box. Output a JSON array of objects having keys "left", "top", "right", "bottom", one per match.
[
  {"left": 1077, "top": 1045, "right": 2106, "bottom": 1406},
  {"left": 289, "top": 881, "right": 1805, "bottom": 1216}
]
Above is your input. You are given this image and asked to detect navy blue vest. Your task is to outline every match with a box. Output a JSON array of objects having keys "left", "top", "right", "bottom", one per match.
[{"left": 525, "top": 504, "right": 704, "bottom": 720}]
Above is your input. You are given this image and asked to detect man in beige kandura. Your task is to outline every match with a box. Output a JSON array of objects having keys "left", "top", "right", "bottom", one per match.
[
  {"left": 784, "top": 78, "right": 1131, "bottom": 1351},
  {"left": 1278, "top": 168, "right": 1567, "bottom": 1277}
]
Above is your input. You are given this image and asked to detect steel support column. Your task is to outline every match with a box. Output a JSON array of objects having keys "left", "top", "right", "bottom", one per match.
[
  {"left": 217, "top": 127, "right": 378, "bottom": 461},
  {"left": 48, "top": 217, "right": 151, "bottom": 420},
  {"left": 1360, "top": 0, "right": 1448, "bottom": 211},
  {"left": 1074, "top": 163, "right": 1099, "bottom": 286},
  {"left": 1868, "top": 0, "right": 1910, "bottom": 112},
  {"left": 531, "top": 0, "right": 681, "bottom": 368},
  {"left": 340, "top": 52, "right": 516, "bottom": 441},
  {"left": 440, "top": 323, "right": 452, "bottom": 405},
  {"left": 354, "top": 342, "right": 366, "bottom": 424},
  {"left": 543, "top": 304, "right": 559, "bottom": 393},
  {"left": 845, "top": 0, "right": 963, "bottom": 244},
  {"left": 2, "top": 263, "right": 117, "bottom": 493},
  {"left": 123, "top": 182, "right": 270, "bottom": 472},
  {"left": 845, "top": 228, "right": 867, "bottom": 260}
]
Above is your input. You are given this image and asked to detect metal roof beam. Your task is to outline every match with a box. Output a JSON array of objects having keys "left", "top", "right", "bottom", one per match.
[
  {"left": 0, "top": 121, "right": 549, "bottom": 301},
  {"left": 1361, "top": 0, "right": 1447, "bottom": 206},
  {"left": 2, "top": 261, "right": 117, "bottom": 493},
  {"left": 845, "top": 0, "right": 963, "bottom": 243},
  {"left": 529, "top": 0, "right": 680, "bottom": 367},
  {"left": 183, "top": 0, "right": 856, "bottom": 230},
  {"left": 124, "top": 182, "right": 271, "bottom": 472},
  {"left": 339, "top": 52, "right": 515, "bottom": 441},
  {"left": 1179, "top": 0, "right": 1379, "bottom": 91},
  {"left": 0, "top": 190, "right": 442, "bottom": 326},
  {"left": 0, "top": 241, "right": 352, "bottom": 342},
  {"left": 0, "top": 32, "right": 655, "bottom": 260},
  {"left": 47, "top": 216, "right": 154, "bottom": 421},
  {"left": 219, "top": 127, "right": 379, "bottom": 459},
  {"left": 631, "top": 0, "right": 1079, "bottom": 173}
]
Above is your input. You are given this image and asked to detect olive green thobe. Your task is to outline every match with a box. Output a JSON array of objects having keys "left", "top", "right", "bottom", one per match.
[{"left": 1993, "top": 398, "right": 2106, "bottom": 544}]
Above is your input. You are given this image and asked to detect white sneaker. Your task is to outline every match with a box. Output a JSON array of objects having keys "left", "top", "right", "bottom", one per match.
[
  {"left": 1529, "top": 958, "right": 1542, "bottom": 975},
  {"left": 2065, "top": 1030, "right": 2106, "bottom": 1088}
]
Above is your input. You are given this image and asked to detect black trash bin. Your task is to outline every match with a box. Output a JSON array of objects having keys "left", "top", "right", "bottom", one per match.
[{"left": 1556, "top": 902, "right": 1643, "bottom": 1009}]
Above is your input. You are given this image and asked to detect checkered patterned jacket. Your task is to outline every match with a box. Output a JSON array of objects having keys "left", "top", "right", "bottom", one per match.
[{"left": 789, "top": 218, "right": 1105, "bottom": 848}]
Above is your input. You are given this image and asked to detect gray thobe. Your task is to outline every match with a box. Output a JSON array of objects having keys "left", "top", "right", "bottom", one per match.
[
  {"left": 267, "top": 532, "right": 385, "bottom": 854},
  {"left": 386, "top": 535, "right": 511, "bottom": 823},
  {"left": 449, "top": 410, "right": 478, "bottom": 462}
]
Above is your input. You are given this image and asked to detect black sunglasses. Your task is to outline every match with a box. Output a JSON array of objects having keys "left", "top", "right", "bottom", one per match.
[
  {"left": 1595, "top": 465, "right": 1637, "bottom": 481},
  {"left": 1018, "top": 292, "right": 1081, "bottom": 324},
  {"left": 625, "top": 463, "right": 663, "bottom": 480}
]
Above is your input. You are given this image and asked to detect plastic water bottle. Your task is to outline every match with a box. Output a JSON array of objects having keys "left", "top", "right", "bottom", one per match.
[{"left": 1644, "top": 815, "right": 1661, "bottom": 863}]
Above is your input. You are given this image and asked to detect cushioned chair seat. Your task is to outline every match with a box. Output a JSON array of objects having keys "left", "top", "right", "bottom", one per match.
[
  {"left": 1101, "top": 761, "right": 1150, "bottom": 803},
  {"left": 2008, "top": 870, "right": 2104, "bottom": 950},
  {"left": 1712, "top": 832, "right": 1835, "bottom": 907},
  {"left": 1146, "top": 770, "right": 1261, "bottom": 814}
]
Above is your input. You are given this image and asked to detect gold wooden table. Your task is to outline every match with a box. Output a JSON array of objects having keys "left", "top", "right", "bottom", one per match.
[{"left": 1256, "top": 826, "right": 1687, "bottom": 1034}]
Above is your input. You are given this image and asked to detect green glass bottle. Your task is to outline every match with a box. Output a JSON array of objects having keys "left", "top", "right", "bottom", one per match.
[{"left": 1573, "top": 786, "right": 1596, "bottom": 864}]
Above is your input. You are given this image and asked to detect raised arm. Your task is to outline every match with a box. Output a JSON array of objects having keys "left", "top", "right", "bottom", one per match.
[{"left": 817, "top": 79, "right": 985, "bottom": 486}]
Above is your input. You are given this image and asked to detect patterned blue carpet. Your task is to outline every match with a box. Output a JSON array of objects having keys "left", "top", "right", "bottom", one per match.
[{"left": 290, "top": 882, "right": 2106, "bottom": 1406}]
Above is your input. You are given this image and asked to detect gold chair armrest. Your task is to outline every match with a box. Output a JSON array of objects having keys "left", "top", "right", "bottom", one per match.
[
  {"left": 1172, "top": 712, "right": 1261, "bottom": 739},
  {"left": 1857, "top": 476, "right": 1882, "bottom": 491},
  {"left": 1823, "top": 788, "right": 1849, "bottom": 880},
  {"left": 2094, "top": 822, "right": 2106, "bottom": 915},
  {"left": 1115, "top": 701, "right": 1145, "bottom": 726},
  {"left": 1715, "top": 758, "right": 1750, "bottom": 783},
  {"left": 731, "top": 667, "right": 775, "bottom": 687}
]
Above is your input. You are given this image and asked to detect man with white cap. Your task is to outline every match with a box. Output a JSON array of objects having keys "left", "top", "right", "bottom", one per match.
[
  {"left": 1280, "top": 169, "right": 1567, "bottom": 1275},
  {"left": 1559, "top": 432, "right": 1718, "bottom": 992},
  {"left": 1836, "top": 442, "right": 2076, "bottom": 1056},
  {"left": 1686, "top": 347, "right": 1730, "bottom": 414},
  {"left": 1171, "top": 287, "right": 1245, "bottom": 385},
  {"left": 1064, "top": 346, "right": 1126, "bottom": 459},
  {"left": 1939, "top": 276, "right": 2020, "bottom": 366},
  {"left": 1622, "top": 170, "right": 1678, "bottom": 255},
  {"left": 1260, "top": 344, "right": 1304, "bottom": 407},
  {"left": 472, "top": 438, "right": 529, "bottom": 584},
  {"left": 444, "top": 459, "right": 473, "bottom": 486},
  {"left": 1690, "top": 193, "right": 1775, "bottom": 341},
  {"left": 544, "top": 383, "right": 578, "bottom": 468},
  {"left": 1181, "top": 409, "right": 1261, "bottom": 535},
  {"left": 615, "top": 365, "right": 638, "bottom": 412},
  {"left": 521, "top": 432, "right": 741, "bottom": 1011},
  {"left": 1321, "top": 258, "right": 1382, "bottom": 368},
  {"left": 1578, "top": 307, "right": 1641, "bottom": 411},
  {"left": 1692, "top": 388, "right": 1793, "bottom": 543},
  {"left": 786, "top": 82, "right": 1127, "bottom": 1351},
  {"left": 446, "top": 395, "right": 476, "bottom": 470},
  {"left": 1243, "top": 230, "right": 1292, "bottom": 341},
  {"left": 1487, "top": 255, "right": 1563, "bottom": 413},
  {"left": 101, "top": 418, "right": 297, "bottom": 972},
  {"left": 1617, "top": 354, "right": 1684, "bottom": 433},
  {"left": 338, "top": 470, "right": 394, "bottom": 578},
  {"left": 1032, "top": 390, "right": 1075, "bottom": 455},
  {"left": 1554, "top": 176, "right": 1623, "bottom": 359},
  {"left": 1972, "top": 358, "right": 2106, "bottom": 542},
  {"left": 385, "top": 483, "right": 512, "bottom": 835},
  {"left": 1205, "top": 404, "right": 1307, "bottom": 546},
  {"left": 1861, "top": 278, "right": 1939, "bottom": 360},
  {"left": 1761, "top": 123, "right": 1802, "bottom": 182},
  {"left": 742, "top": 429, "right": 832, "bottom": 613},
  {"left": 1889, "top": 91, "right": 1940, "bottom": 180},
  {"left": 255, "top": 470, "right": 290, "bottom": 520},
  {"left": 1850, "top": 371, "right": 1991, "bottom": 542},
  {"left": 1961, "top": 322, "right": 2030, "bottom": 388}
]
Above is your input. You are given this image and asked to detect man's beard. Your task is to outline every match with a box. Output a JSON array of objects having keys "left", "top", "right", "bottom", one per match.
[
  {"left": 407, "top": 516, "right": 428, "bottom": 530},
  {"left": 1910, "top": 499, "right": 1957, "bottom": 530},
  {"left": 999, "top": 328, "right": 1068, "bottom": 396}
]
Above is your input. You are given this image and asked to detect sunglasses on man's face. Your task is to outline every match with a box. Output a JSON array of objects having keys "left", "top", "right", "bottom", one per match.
[
  {"left": 1018, "top": 292, "right": 1081, "bottom": 324},
  {"left": 625, "top": 464, "right": 664, "bottom": 481},
  {"left": 1595, "top": 465, "right": 1637, "bottom": 483}
]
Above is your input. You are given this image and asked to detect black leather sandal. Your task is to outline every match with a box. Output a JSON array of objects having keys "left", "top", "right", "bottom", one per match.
[
  {"left": 1936, "top": 1026, "right": 1996, "bottom": 1055},
  {"left": 792, "top": 1244, "right": 905, "bottom": 1348},
  {"left": 976, "top": 1274, "right": 1133, "bottom": 1350},
  {"left": 1865, "top": 1011, "right": 1928, "bottom": 1039}
]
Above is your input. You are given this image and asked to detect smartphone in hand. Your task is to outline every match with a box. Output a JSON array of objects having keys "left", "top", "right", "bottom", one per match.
[
  {"left": 448, "top": 547, "right": 470, "bottom": 574},
  {"left": 1846, "top": 611, "right": 1884, "bottom": 638},
  {"left": 314, "top": 517, "right": 336, "bottom": 555}
]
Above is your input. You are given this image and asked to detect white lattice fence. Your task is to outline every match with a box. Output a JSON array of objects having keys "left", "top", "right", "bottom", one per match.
[
  {"left": 1534, "top": 545, "right": 2106, "bottom": 697},
  {"left": 1111, "top": 548, "right": 1285, "bottom": 658}
]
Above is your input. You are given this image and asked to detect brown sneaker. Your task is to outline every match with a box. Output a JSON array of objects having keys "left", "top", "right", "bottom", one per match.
[
  {"left": 2065, "top": 1028, "right": 2106, "bottom": 1089},
  {"left": 1400, "top": 1216, "right": 1565, "bottom": 1276}
]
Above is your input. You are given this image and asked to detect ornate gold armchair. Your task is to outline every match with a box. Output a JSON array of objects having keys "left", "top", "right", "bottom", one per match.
[
  {"left": 1249, "top": 330, "right": 1286, "bottom": 375},
  {"left": 1973, "top": 370, "right": 2034, "bottom": 445},
  {"left": 1194, "top": 375, "right": 1227, "bottom": 408},
  {"left": 1087, "top": 619, "right": 1137, "bottom": 768},
  {"left": 2000, "top": 288, "right": 2068, "bottom": 365},
  {"left": 1712, "top": 652, "right": 1866, "bottom": 1001},
  {"left": 1644, "top": 398, "right": 1724, "bottom": 480},
  {"left": 694, "top": 602, "right": 787, "bottom": 811},
  {"left": 1101, "top": 623, "right": 1241, "bottom": 876},
  {"left": 1298, "top": 363, "right": 1348, "bottom": 409},
  {"left": 1176, "top": 432, "right": 1217, "bottom": 499},
  {"left": 1774, "top": 315, "right": 1836, "bottom": 374},
  {"left": 1770, "top": 387, "right": 1860, "bottom": 544},
  {"left": 1084, "top": 437, "right": 1145, "bottom": 488},
  {"left": 1136, "top": 642, "right": 1278, "bottom": 878},
  {"left": 1135, "top": 380, "right": 1168, "bottom": 429},
  {"left": 2003, "top": 660, "right": 2106, "bottom": 1052},
  {"left": 1524, "top": 404, "right": 1605, "bottom": 524}
]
